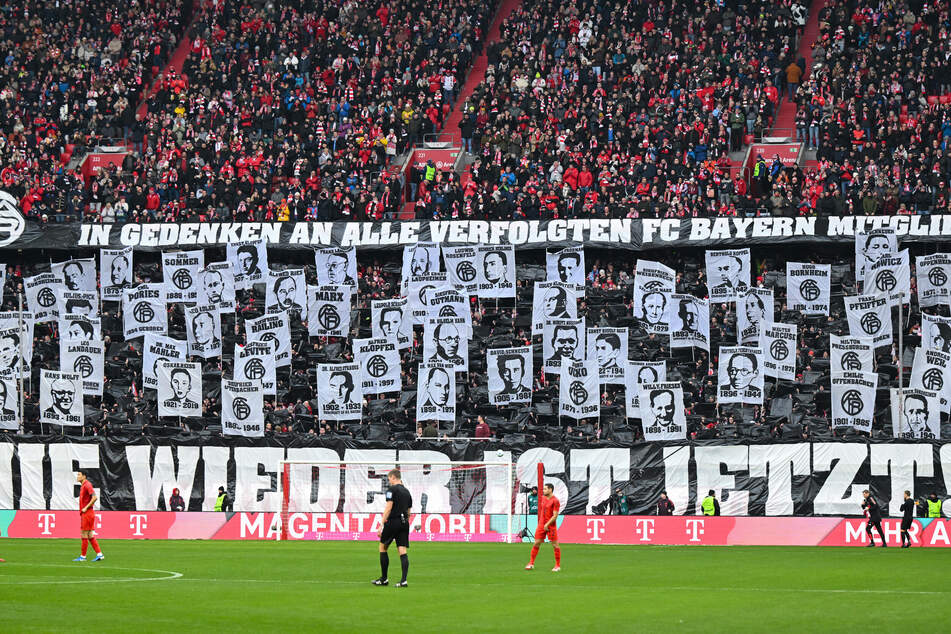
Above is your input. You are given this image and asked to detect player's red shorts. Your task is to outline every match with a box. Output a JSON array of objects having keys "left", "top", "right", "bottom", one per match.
[
  {"left": 537, "top": 525, "right": 558, "bottom": 542},
  {"left": 80, "top": 510, "right": 95, "bottom": 532}
]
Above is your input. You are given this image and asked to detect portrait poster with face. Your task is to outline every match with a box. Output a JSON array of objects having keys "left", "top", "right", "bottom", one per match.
[
  {"left": 890, "top": 388, "right": 940, "bottom": 440},
  {"left": 845, "top": 294, "right": 892, "bottom": 349},
  {"left": 909, "top": 347, "right": 951, "bottom": 413},
  {"left": 266, "top": 268, "right": 307, "bottom": 314},
  {"left": 407, "top": 273, "right": 449, "bottom": 325},
  {"left": 829, "top": 335, "right": 874, "bottom": 374},
  {"left": 59, "top": 314, "right": 101, "bottom": 344},
  {"left": 717, "top": 346, "right": 765, "bottom": 405},
  {"left": 558, "top": 358, "right": 600, "bottom": 420},
  {"left": 785, "top": 262, "right": 831, "bottom": 315},
  {"left": 245, "top": 312, "right": 291, "bottom": 367},
  {"left": 669, "top": 294, "right": 709, "bottom": 351},
  {"left": 314, "top": 247, "right": 357, "bottom": 287},
  {"left": 52, "top": 258, "right": 96, "bottom": 294},
  {"left": 25, "top": 272, "right": 64, "bottom": 323},
  {"left": 546, "top": 246, "right": 585, "bottom": 292},
  {"left": 307, "top": 284, "right": 353, "bottom": 338},
  {"left": 0, "top": 375, "right": 18, "bottom": 429},
  {"left": 921, "top": 313, "right": 951, "bottom": 355},
  {"left": 443, "top": 246, "right": 479, "bottom": 294},
  {"left": 632, "top": 259, "right": 675, "bottom": 334},
  {"left": 830, "top": 371, "right": 877, "bottom": 432},
  {"left": 532, "top": 281, "right": 578, "bottom": 336},
  {"left": 486, "top": 346, "right": 533, "bottom": 406},
  {"left": 737, "top": 287, "right": 774, "bottom": 346},
  {"left": 317, "top": 362, "right": 363, "bottom": 421},
  {"left": 916, "top": 254, "right": 951, "bottom": 308},
  {"left": 233, "top": 341, "right": 277, "bottom": 396},
  {"left": 586, "top": 327, "right": 628, "bottom": 384},
  {"left": 157, "top": 361, "right": 202, "bottom": 418},
  {"left": 227, "top": 239, "right": 269, "bottom": 289},
  {"left": 57, "top": 291, "right": 99, "bottom": 320},
  {"left": 855, "top": 227, "right": 897, "bottom": 283},
  {"left": 866, "top": 249, "right": 910, "bottom": 305},
  {"left": 100, "top": 246, "right": 133, "bottom": 302},
  {"left": 477, "top": 245, "right": 516, "bottom": 299},
  {"left": 143, "top": 334, "right": 187, "bottom": 390},
  {"left": 761, "top": 323, "right": 797, "bottom": 381},
  {"left": 416, "top": 361, "right": 455, "bottom": 422},
  {"left": 424, "top": 316, "right": 469, "bottom": 373},
  {"left": 162, "top": 250, "right": 204, "bottom": 303},
  {"left": 61, "top": 339, "right": 104, "bottom": 396},
  {"left": 39, "top": 369, "right": 83, "bottom": 426},
  {"left": 706, "top": 248, "right": 750, "bottom": 302},
  {"left": 122, "top": 284, "right": 168, "bottom": 339},
  {"left": 625, "top": 360, "right": 668, "bottom": 416},
  {"left": 196, "top": 262, "right": 236, "bottom": 313},
  {"left": 401, "top": 242, "right": 442, "bottom": 290},
  {"left": 638, "top": 382, "right": 687, "bottom": 441},
  {"left": 543, "top": 318, "right": 584, "bottom": 373},
  {"left": 185, "top": 304, "right": 222, "bottom": 359},
  {"left": 221, "top": 379, "right": 264, "bottom": 437},
  {"left": 0, "top": 317, "right": 33, "bottom": 375},
  {"left": 354, "top": 337, "right": 401, "bottom": 395},
  {"left": 371, "top": 298, "right": 411, "bottom": 349}
]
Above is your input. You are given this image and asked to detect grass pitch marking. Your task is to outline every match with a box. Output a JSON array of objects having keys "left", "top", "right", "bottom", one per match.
[{"left": 0, "top": 563, "right": 183, "bottom": 585}]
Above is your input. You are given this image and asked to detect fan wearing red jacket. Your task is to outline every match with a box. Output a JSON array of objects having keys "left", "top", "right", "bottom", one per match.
[
  {"left": 525, "top": 483, "right": 561, "bottom": 572},
  {"left": 73, "top": 470, "right": 104, "bottom": 562}
]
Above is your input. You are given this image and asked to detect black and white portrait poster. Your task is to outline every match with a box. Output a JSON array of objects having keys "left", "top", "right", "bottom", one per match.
[
  {"left": 185, "top": 304, "right": 222, "bottom": 359},
  {"left": 855, "top": 227, "right": 897, "bottom": 283},
  {"left": 0, "top": 317, "right": 33, "bottom": 375},
  {"left": 831, "top": 371, "right": 878, "bottom": 432},
  {"left": 785, "top": 262, "right": 831, "bottom": 315},
  {"left": 227, "top": 239, "right": 269, "bottom": 289},
  {"left": 531, "top": 281, "right": 578, "bottom": 336},
  {"left": 245, "top": 312, "right": 291, "bottom": 367},
  {"left": 486, "top": 346, "right": 533, "bottom": 405},
  {"left": 916, "top": 254, "right": 951, "bottom": 308},
  {"left": 61, "top": 339, "right": 104, "bottom": 396},
  {"left": 317, "top": 362, "right": 364, "bottom": 421},
  {"left": 57, "top": 291, "right": 99, "bottom": 320},
  {"left": 443, "top": 245, "right": 479, "bottom": 294},
  {"left": 717, "top": 346, "right": 765, "bottom": 405},
  {"left": 162, "top": 250, "right": 203, "bottom": 303},
  {"left": 196, "top": 262, "right": 236, "bottom": 314},
  {"left": 632, "top": 259, "right": 675, "bottom": 334},
  {"left": 761, "top": 323, "right": 797, "bottom": 381},
  {"left": 909, "top": 347, "right": 951, "bottom": 412},
  {"left": 426, "top": 288, "right": 472, "bottom": 337},
  {"left": 233, "top": 341, "right": 277, "bottom": 396},
  {"left": 0, "top": 376, "right": 18, "bottom": 430},
  {"left": 546, "top": 246, "right": 586, "bottom": 292},
  {"left": 52, "top": 258, "right": 96, "bottom": 294},
  {"left": 122, "top": 284, "right": 168, "bottom": 339},
  {"left": 100, "top": 246, "right": 133, "bottom": 302},
  {"left": 543, "top": 318, "right": 584, "bottom": 373},
  {"left": 920, "top": 313, "right": 951, "bottom": 354},
  {"left": 586, "top": 327, "right": 628, "bottom": 384},
  {"left": 669, "top": 294, "right": 709, "bottom": 351},
  {"left": 59, "top": 314, "right": 101, "bottom": 343},
  {"left": 407, "top": 273, "right": 449, "bottom": 325},
  {"left": 143, "top": 334, "right": 187, "bottom": 390},
  {"left": 157, "top": 361, "right": 202, "bottom": 418},
  {"left": 866, "top": 249, "right": 910, "bottom": 304},
  {"left": 845, "top": 294, "right": 892, "bottom": 348},
  {"left": 39, "top": 369, "right": 83, "bottom": 427},
  {"left": 314, "top": 247, "right": 357, "bottom": 287},
  {"left": 737, "top": 287, "right": 774, "bottom": 345},
  {"left": 625, "top": 360, "right": 668, "bottom": 415},
  {"left": 371, "top": 298, "right": 411, "bottom": 349},
  {"left": 307, "top": 284, "right": 353, "bottom": 337},
  {"left": 25, "top": 272, "right": 63, "bottom": 323},
  {"left": 706, "top": 248, "right": 750, "bottom": 302},
  {"left": 890, "top": 388, "right": 940, "bottom": 440},
  {"left": 424, "top": 316, "right": 469, "bottom": 373},
  {"left": 416, "top": 361, "right": 455, "bottom": 422},
  {"left": 266, "top": 268, "right": 307, "bottom": 314},
  {"left": 477, "top": 245, "right": 516, "bottom": 299},
  {"left": 558, "top": 358, "right": 599, "bottom": 420},
  {"left": 354, "top": 337, "right": 401, "bottom": 395},
  {"left": 637, "top": 381, "right": 687, "bottom": 441},
  {"left": 401, "top": 242, "right": 442, "bottom": 290},
  {"left": 222, "top": 380, "right": 264, "bottom": 437},
  {"left": 829, "top": 335, "right": 874, "bottom": 374}
]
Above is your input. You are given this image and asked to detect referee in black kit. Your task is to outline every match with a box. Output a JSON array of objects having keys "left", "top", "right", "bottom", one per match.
[
  {"left": 373, "top": 469, "right": 413, "bottom": 587},
  {"left": 899, "top": 490, "right": 915, "bottom": 548},
  {"left": 862, "top": 489, "right": 887, "bottom": 547}
]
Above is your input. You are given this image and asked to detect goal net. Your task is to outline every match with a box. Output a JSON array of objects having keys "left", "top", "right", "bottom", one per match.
[{"left": 278, "top": 460, "right": 519, "bottom": 542}]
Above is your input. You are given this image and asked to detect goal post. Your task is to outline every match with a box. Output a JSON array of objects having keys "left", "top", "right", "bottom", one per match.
[{"left": 278, "top": 460, "right": 519, "bottom": 543}]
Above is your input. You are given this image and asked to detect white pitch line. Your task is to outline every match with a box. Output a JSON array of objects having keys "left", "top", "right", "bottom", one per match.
[{"left": 0, "top": 563, "right": 183, "bottom": 585}]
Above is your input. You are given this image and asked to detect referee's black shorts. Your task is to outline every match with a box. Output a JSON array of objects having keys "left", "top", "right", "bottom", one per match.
[
  {"left": 380, "top": 521, "right": 410, "bottom": 548},
  {"left": 901, "top": 519, "right": 913, "bottom": 531}
]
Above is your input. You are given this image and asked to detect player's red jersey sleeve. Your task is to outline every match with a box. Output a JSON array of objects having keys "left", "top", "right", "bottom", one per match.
[{"left": 79, "top": 480, "right": 94, "bottom": 510}]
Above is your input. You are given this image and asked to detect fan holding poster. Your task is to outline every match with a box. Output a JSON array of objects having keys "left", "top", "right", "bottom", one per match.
[
  {"left": 546, "top": 246, "right": 585, "bottom": 291},
  {"left": 222, "top": 380, "right": 264, "bottom": 437},
  {"left": 317, "top": 363, "right": 363, "bottom": 421},
  {"left": 39, "top": 369, "right": 84, "bottom": 427},
  {"left": 486, "top": 346, "right": 533, "bottom": 405},
  {"left": 717, "top": 346, "right": 765, "bottom": 405},
  {"left": 157, "top": 361, "right": 202, "bottom": 418},
  {"left": 416, "top": 361, "right": 455, "bottom": 422},
  {"left": 531, "top": 281, "right": 577, "bottom": 336},
  {"left": 706, "top": 249, "right": 750, "bottom": 302},
  {"left": 637, "top": 382, "right": 687, "bottom": 441},
  {"left": 543, "top": 318, "right": 584, "bottom": 373}
]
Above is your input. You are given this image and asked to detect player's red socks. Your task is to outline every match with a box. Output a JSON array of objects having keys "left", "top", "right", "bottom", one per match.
[
  {"left": 529, "top": 546, "right": 539, "bottom": 565},
  {"left": 89, "top": 538, "right": 101, "bottom": 555},
  {"left": 554, "top": 547, "right": 561, "bottom": 566},
  {"left": 81, "top": 539, "right": 88, "bottom": 557}
]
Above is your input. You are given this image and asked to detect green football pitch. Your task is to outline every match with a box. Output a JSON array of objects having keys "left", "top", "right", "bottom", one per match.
[{"left": 1, "top": 539, "right": 948, "bottom": 632}]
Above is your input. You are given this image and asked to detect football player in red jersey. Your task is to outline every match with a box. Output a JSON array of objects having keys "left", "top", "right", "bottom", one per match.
[
  {"left": 525, "top": 483, "right": 561, "bottom": 572},
  {"left": 73, "top": 470, "right": 104, "bottom": 562}
]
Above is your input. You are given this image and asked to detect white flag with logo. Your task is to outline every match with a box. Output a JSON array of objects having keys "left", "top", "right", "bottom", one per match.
[
  {"left": 0, "top": 375, "right": 18, "bottom": 430},
  {"left": 761, "top": 323, "right": 797, "bottom": 381},
  {"left": 669, "top": 294, "right": 709, "bottom": 351},
  {"left": 737, "top": 287, "right": 774, "bottom": 345},
  {"left": 25, "top": 272, "right": 63, "bottom": 323},
  {"left": 317, "top": 362, "right": 363, "bottom": 421},
  {"left": 487, "top": 346, "right": 533, "bottom": 406},
  {"left": 706, "top": 248, "right": 750, "bottom": 302},
  {"left": 371, "top": 298, "right": 411, "bottom": 349},
  {"left": 307, "top": 284, "right": 352, "bottom": 337},
  {"left": 477, "top": 245, "right": 516, "bottom": 299},
  {"left": 426, "top": 288, "right": 471, "bottom": 336},
  {"left": 227, "top": 239, "right": 269, "bottom": 289},
  {"left": 233, "top": 341, "right": 277, "bottom": 396},
  {"left": 416, "top": 361, "right": 455, "bottom": 422},
  {"left": 916, "top": 254, "right": 951, "bottom": 308},
  {"left": 314, "top": 247, "right": 357, "bottom": 287},
  {"left": 100, "top": 246, "right": 133, "bottom": 302},
  {"left": 532, "top": 281, "right": 578, "bottom": 336},
  {"left": 122, "top": 284, "right": 168, "bottom": 338},
  {"left": 831, "top": 371, "right": 878, "bottom": 432},
  {"left": 845, "top": 294, "right": 891, "bottom": 348},
  {"left": 559, "top": 358, "right": 600, "bottom": 420},
  {"left": 424, "top": 316, "right": 468, "bottom": 373},
  {"left": 890, "top": 387, "right": 940, "bottom": 440},
  {"left": 196, "top": 262, "right": 236, "bottom": 313},
  {"left": 638, "top": 382, "right": 687, "bottom": 441},
  {"left": 266, "top": 268, "right": 307, "bottom": 314},
  {"left": 40, "top": 369, "right": 84, "bottom": 426},
  {"left": 632, "top": 259, "right": 675, "bottom": 334},
  {"left": 866, "top": 249, "right": 910, "bottom": 304},
  {"left": 587, "top": 327, "right": 628, "bottom": 384},
  {"left": 543, "top": 318, "right": 584, "bottom": 373},
  {"left": 52, "top": 258, "right": 96, "bottom": 294},
  {"left": 221, "top": 379, "right": 264, "bottom": 437},
  {"left": 185, "top": 304, "right": 222, "bottom": 359},
  {"left": 157, "top": 361, "right": 202, "bottom": 418},
  {"left": 625, "top": 360, "right": 667, "bottom": 417},
  {"left": 830, "top": 335, "right": 874, "bottom": 374},
  {"left": 61, "top": 340, "right": 104, "bottom": 396},
  {"left": 717, "top": 346, "right": 765, "bottom": 405},
  {"left": 546, "top": 246, "right": 585, "bottom": 292},
  {"left": 786, "top": 262, "right": 831, "bottom": 315},
  {"left": 354, "top": 337, "right": 401, "bottom": 395},
  {"left": 245, "top": 312, "right": 291, "bottom": 367},
  {"left": 162, "top": 250, "right": 203, "bottom": 303},
  {"left": 443, "top": 246, "right": 479, "bottom": 294},
  {"left": 143, "top": 334, "right": 187, "bottom": 390},
  {"left": 909, "top": 347, "right": 951, "bottom": 413},
  {"left": 855, "top": 227, "right": 897, "bottom": 283}
]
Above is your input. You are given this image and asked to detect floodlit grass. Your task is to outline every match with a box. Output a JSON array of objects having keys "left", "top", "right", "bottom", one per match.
[{"left": 1, "top": 539, "right": 948, "bottom": 632}]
